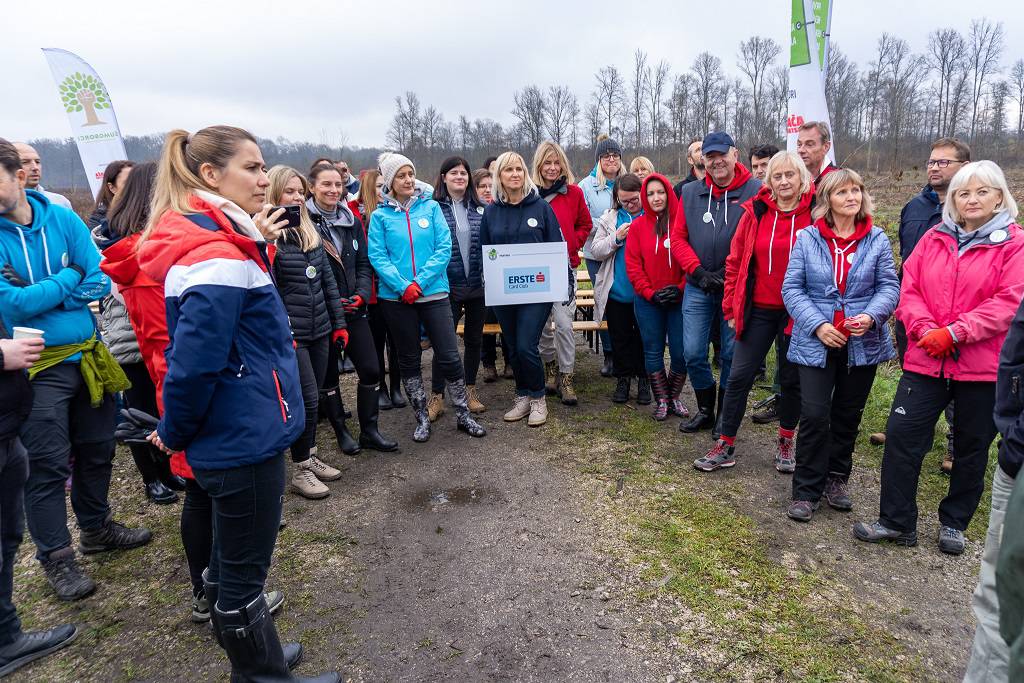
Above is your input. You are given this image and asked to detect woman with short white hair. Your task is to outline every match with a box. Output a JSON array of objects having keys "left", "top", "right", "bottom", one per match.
[
  {"left": 481, "top": 151, "right": 565, "bottom": 426},
  {"left": 855, "top": 160, "right": 1024, "bottom": 556}
]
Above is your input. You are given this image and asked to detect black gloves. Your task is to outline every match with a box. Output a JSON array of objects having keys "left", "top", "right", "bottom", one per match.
[
  {"left": 114, "top": 408, "right": 162, "bottom": 449},
  {"left": 652, "top": 285, "right": 683, "bottom": 307},
  {"left": 692, "top": 266, "right": 724, "bottom": 294},
  {"left": 1, "top": 264, "right": 28, "bottom": 287}
]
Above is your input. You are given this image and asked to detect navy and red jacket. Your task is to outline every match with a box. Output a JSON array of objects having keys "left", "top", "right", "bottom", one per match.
[{"left": 138, "top": 195, "right": 303, "bottom": 471}]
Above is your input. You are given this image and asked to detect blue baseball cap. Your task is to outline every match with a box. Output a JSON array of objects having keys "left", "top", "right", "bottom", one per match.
[{"left": 701, "top": 132, "right": 735, "bottom": 155}]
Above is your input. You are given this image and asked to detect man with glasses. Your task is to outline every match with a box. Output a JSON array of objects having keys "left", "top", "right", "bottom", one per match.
[{"left": 886, "top": 137, "right": 971, "bottom": 470}]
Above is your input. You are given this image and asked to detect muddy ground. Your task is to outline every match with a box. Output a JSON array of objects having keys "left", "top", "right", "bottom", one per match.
[{"left": 10, "top": 345, "right": 981, "bottom": 682}]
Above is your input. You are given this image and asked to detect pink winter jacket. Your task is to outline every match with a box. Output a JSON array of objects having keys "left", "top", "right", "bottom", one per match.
[{"left": 897, "top": 221, "right": 1024, "bottom": 382}]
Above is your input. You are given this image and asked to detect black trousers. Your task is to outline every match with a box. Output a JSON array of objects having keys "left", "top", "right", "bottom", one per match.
[
  {"left": 433, "top": 295, "right": 486, "bottom": 393},
  {"left": 481, "top": 307, "right": 510, "bottom": 367},
  {"left": 121, "top": 361, "right": 170, "bottom": 484},
  {"left": 896, "top": 320, "right": 956, "bottom": 451},
  {"left": 604, "top": 298, "right": 645, "bottom": 379},
  {"left": 180, "top": 478, "right": 212, "bottom": 597},
  {"left": 192, "top": 453, "right": 285, "bottom": 610},
  {"left": 792, "top": 348, "right": 878, "bottom": 502},
  {"left": 291, "top": 336, "right": 330, "bottom": 462},
  {"left": 324, "top": 315, "right": 381, "bottom": 392},
  {"left": 720, "top": 307, "right": 800, "bottom": 439},
  {"left": 368, "top": 303, "right": 400, "bottom": 389},
  {"left": 0, "top": 438, "right": 27, "bottom": 645},
  {"left": 380, "top": 298, "right": 464, "bottom": 382},
  {"left": 879, "top": 371, "right": 997, "bottom": 533}
]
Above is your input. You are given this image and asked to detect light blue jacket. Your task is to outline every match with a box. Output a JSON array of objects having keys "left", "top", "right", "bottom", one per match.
[
  {"left": 0, "top": 190, "right": 109, "bottom": 355},
  {"left": 367, "top": 191, "right": 452, "bottom": 301},
  {"left": 578, "top": 167, "right": 615, "bottom": 259},
  {"left": 782, "top": 225, "right": 899, "bottom": 368}
]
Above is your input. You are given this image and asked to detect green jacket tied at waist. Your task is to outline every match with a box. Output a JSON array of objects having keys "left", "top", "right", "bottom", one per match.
[{"left": 28, "top": 334, "right": 130, "bottom": 406}]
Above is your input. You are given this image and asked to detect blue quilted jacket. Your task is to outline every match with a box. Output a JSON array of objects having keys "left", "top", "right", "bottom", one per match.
[{"left": 782, "top": 223, "right": 900, "bottom": 368}]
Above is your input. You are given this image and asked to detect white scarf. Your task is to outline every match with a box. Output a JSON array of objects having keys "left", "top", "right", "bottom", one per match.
[{"left": 192, "top": 189, "right": 265, "bottom": 243}]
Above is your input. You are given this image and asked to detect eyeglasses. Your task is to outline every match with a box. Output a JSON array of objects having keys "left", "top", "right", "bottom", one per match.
[
  {"left": 926, "top": 159, "right": 964, "bottom": 168},
  {"left": 600, "top": 153, "right": 621, "bottom": 161},
  {"left": 621, "top": 196, "right": 641, "bottom": 206}
]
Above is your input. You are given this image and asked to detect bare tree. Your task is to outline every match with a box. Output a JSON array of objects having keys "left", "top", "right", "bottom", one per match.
[
  {"left": 583, "top": 101, "right": 603, "bottom": 147},
  {"left": 927, "top": 28, "right": 967, "bottom": 137},
  {"left": 421, "top": 105, "right": 444, "bottom": 148},
  {"left": 647, "top": 60, "right": 670, "bottom": 150},
  {"left": 629, "top": 50, "right": 649, "bottom": 149},
  {"left": 738, "top": 36, "right": 782, "bottom": 141},
  {"left": 386, "top": 91, "right": 422, "bottom": 151},
  {"left": 967, "top": 18, "right": 1005, "bottom": 142},
  {"left": 512, "top": 85, "right": 547, "bottom": 149},
  {"left": 766, "top": 65, "right": 789, "bottom": 141},
  {"left": 691, "top": 52, "right": 723, "bottom": 136},
  {"left": 592, "top": 65, "right": 627, "bottom": 136},
  {"left": 1011, "top": 59, "right": 1024, "bottom": 138},
  {"left": 545, "top": 85, "right": 576, "bottom": 146},
  {"left": 825, "top": 45, "right": 861, "bottom": 147}
]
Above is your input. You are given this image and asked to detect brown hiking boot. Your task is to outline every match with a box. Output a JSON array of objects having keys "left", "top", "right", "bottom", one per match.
[
  {"left": 544, "top": 361, "right": 559, "bottom": 395},
  {"left": 558, "top": 372, "right": 578, "bottom": 406},
  {"left": 427, "top": 393, "right": 445, "bottom": 422},
  {"left": 466, "top": 385, "right": 486, "bottom": 413},
  {"left": 941, "top": 451, "right": 953, "bottom": 474}
]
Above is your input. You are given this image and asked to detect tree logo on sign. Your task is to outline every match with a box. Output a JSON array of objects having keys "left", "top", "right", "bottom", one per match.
[{"left": 58, "top": 72, "right": 110, "bottom": 126}]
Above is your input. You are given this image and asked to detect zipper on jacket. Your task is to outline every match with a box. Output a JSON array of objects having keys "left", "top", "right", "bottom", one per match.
[
  {"left": 404, "top": 210, "right": 418, "bottom": 278},
  {"left": 272, "top": 369, "right": 290, "bottom": 423}
]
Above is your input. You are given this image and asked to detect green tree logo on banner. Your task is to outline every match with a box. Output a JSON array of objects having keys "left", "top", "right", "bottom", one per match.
[{"left": 58, "top": 72, "right": 110, "bottom": 126}]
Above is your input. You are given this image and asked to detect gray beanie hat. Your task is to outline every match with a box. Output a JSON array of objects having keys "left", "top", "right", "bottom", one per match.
[
  {"left": 378, "top": 152, "right": 416, "bottom": 191},
  {"left": 594, "top": 137, "right": 622, "bottom": 162}
]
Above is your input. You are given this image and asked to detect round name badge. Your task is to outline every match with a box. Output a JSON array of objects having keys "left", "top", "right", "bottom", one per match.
[
  {"left": 846, "top": 253, "right": 855, "bottom": 264},
  {"left": 663, "top": 238, "right": 671, "bottom": 249},
  {"left": 61, "top": 252, "right": 69, "bottom": 267},
  {"left": 991, "top": 229, "right": 1008, "bottom": 243},
  {"left": 477, "top": 206, "right": 485, "bottom": 215},
  {"left": 305, "top": 265, "right": 317, "bottom": 279},
  {"left": 418, "top": 218, "right": 429, "bottom": 228},
  {"left": 527, "top": 218, "right": 539, "bottom": 228},
  {"left": 702, "top": 211, "right": 713, "bottom": 224},
  {"left": 352, "top": 239, "right": 359, "bottom": 251}
]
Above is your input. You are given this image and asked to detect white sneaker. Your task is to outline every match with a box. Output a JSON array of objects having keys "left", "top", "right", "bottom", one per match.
[
  {"left": 290, "top": 461, "right": 330, "bottom": 499},
  {"left": 528, "top": 397, "right": 547, "bottom": 427},
  {"left": 308, "top": 455, "right": 342, "bottom": 482},
  {"left": 503, "top": 395, "right": 531, "bottom": 422}
]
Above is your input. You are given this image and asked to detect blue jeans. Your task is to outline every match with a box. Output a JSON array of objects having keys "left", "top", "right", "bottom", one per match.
[
  {"left": 682, "top": 286, "right": 734, "bottom": 390},
  {"left": 494, "top": 302, "right": 552, "bottom": 398},
  {"left": 633, "top": 295, "right": 686, "bottom": 375},
  {"left": 586, "top": 258, "right": 612, "bottom": 354}
]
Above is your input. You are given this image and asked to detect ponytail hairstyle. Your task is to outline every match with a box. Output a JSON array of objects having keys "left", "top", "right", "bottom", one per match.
[
  {"left": 266, "top": 166, "right": 321, "bottom": 252},
  {"left": 107, "top": 162, "right": 158, "bottom": 237},
  {"left": 358, "top": 169, "right": 381, "bottom": 218},
  {"left": 144, "top": 126, "right": 258, "bottom": 241}
]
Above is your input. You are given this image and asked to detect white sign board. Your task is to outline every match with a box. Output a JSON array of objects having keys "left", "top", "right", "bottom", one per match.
[{"left": 482, "top": 242, "right": 569, "bottom": 306}]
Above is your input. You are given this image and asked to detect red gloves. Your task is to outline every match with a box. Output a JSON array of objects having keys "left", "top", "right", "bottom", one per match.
[
  {"left": 401, "top": 282, "right": 422, "bottom": 304},
  {"left": 332, "top": 329, "right": 349, "bottom": 350},
  {"left": 343, "top": 295, "right": 364, "bottom": 313},
  {"left": 917, "top": 327, "right": 955, "bottom": 358}
]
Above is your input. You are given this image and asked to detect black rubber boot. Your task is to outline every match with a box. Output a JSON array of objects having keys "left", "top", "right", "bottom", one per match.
[
  {"left": 711, "top": 385, "right": 725, "bottom": 441},
  {"left": 356, "top": 384, "right": 398, "bottom": 452},
  {"left": 389, "top": 353, "right": 406, "bottom": 408},
  {"left": 612, "top": 377, "right": 630, "bottom": 403},
  {"left": 377, "top": 379, "right": 393, "bottom": 410},
  {"left": 680, "top": 385, "right": 716, "bottom": 433},
  {"left": 215, "top": 595, "right": 339, "bottom": 682},
  {"left": 321, "top": 388, "right": 361, "bottom": 455}
]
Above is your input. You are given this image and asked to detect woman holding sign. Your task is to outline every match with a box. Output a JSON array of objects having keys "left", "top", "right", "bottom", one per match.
[
  {"left": 481, "top": 151, "right": 565, "bottom": 427},
  {"left": 624, "top": 173, "right": 690, "bottom": 422},
  {"left": 367, "top": 152, "right": 486, "bottom": 443}
]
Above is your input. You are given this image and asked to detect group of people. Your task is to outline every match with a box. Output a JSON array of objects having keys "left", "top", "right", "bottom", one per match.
[{"left": 0, "top": 118, "right": 1022, "bottom": 680}]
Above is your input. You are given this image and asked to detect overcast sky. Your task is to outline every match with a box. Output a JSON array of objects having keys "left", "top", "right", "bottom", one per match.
[{"left": 5, "top": 0, "right": 1022, "bottom": 148}]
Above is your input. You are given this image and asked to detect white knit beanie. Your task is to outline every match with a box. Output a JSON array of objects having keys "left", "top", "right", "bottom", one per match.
[{"left": 378, "top": 152, "right": 416, "bottom": 192}]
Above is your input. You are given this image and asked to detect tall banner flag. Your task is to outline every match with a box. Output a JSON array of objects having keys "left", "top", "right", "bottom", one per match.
[
  {"left": 786, "top": 0, "right": 836, "bottom": 165},
  {"left": 41, "top": 48, "right": 128, "bottom": 198}
]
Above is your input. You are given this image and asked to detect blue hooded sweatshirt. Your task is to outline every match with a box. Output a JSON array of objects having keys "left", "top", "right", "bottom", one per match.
[{"left": 0, "top": 190, "right": 109, "bottom": 358}]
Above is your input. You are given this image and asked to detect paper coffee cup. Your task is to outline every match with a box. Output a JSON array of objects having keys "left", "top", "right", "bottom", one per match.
[{"left": 11, "top": 327, "right": 44, "bottom": 340}]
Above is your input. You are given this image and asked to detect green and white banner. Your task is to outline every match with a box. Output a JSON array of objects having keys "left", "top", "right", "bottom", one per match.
[
  {"left": 786, "top": 0, "right": 836, "bottom": 165},
  {"left": 42, "top": 48, "right": 127, "bottom": 198}
]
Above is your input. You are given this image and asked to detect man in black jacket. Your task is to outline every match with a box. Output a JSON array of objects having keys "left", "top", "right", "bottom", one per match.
[
  {"left": 0, "top": 321, "right": 78, "bottom": 676},
  {"left": 962, "top": 294, "right": 1024, "bottom": 681}
]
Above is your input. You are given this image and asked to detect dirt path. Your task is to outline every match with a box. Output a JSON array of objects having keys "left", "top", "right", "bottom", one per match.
[{"left": 10, "top": 347, "right": 981, "bottom": 682}]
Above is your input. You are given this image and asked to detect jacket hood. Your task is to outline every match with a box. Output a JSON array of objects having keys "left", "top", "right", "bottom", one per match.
[
  {"left": 937, "top": 209, "right": 1014, "bottom": 254},
  {"left": 752, "top": 183, "right": 814, "bottom": 216},
  {"left": 380, "top": 187, "right": 430, "bottom": 212},
  {"left": 639, "top": 173, "right": 679, "bottom": 221},
  {"left": 920, "top": 184, "right": 940, "bottom": 205},
  {"left": 814, "top": 215, "right": 874, "bottom": 245},
  {"left": 98, "top": 228, "right": 144, "bottom": 286},
  {"left": 0, "top": 190, "right": 52, "bottom": 236},
  {"left": 137, "top": 195, "right": 264, "bottom": 284},
  {"left": 494, "top": 188, "right": 541, "bottom": 208},
  {"left": 705, "top": 162, "right": 753, "bottom": 198}
]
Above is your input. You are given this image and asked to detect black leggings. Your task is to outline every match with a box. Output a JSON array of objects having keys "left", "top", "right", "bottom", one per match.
[
  {"left": 180, "top": 478, "right": 212, "bottom": 597},
  {"left": 369, "top": 303, "right": 401, "bottom": 390},
  {"left": 323, "top": 315, "right": 380, "bottom": 392},
  {"left": 120, "top": 361, "right": 171, "bottom": 485},
  {"left": 379, "top": 298, "right": 463, "bottom": 382},
  {"left": 433, "top": 296, "right": 485, "bottom": 393},
  {"left": 291, "top": 336, "right": 330, "bottom": 462},
  {"left": 720, "top": 307, "right": 800, "bottom": 439}
]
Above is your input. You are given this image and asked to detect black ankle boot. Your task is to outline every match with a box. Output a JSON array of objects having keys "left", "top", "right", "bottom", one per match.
[
  {"left": 321, "top": 388, "right": 361, "bottom": 455},
  {"left": 681, "top": 385, "right": 716, "bottom": 433},
  {"left": 215, "top": 596, "right": 339, "bottom": 682},
  {"left": 636, "top": 376, "right": 652, "bottom": 405},
  {"left": 600, "top": 353, "right": 614, "bottom": 377},
  {"left": 356, "top": 384, "right": 398, "bottom": 452},
  {"left": 612, "top": 377, "right": 630, "bottom": 403}
]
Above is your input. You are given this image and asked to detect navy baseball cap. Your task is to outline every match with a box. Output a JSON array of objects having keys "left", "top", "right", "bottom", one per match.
[{"left": 702, "top": 132, "right": 735, "bottom": 155}]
